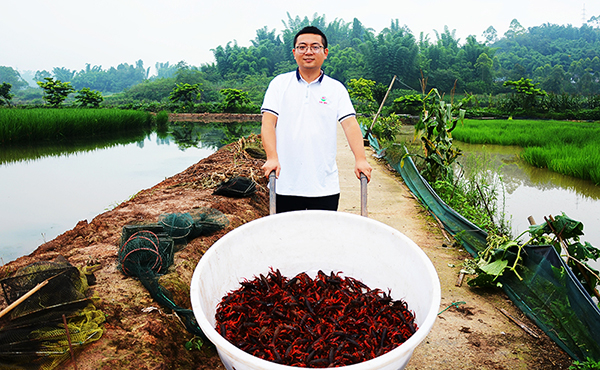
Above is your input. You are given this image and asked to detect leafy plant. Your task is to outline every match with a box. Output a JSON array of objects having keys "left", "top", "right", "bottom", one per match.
[
  {"left": 0, "top": 82, "right": 13, "bottom": 106},
  {"left": 371, "top": 113, "right": 402, "bottom": 142},
  {"left": 465, "top": 213, "right": 600, "bottom": 299},
  {"left": 570, "top": 357, "right": 600, "bottom": 370},
  {"left": 37, "top": 77, "right": 74, "bottom": 107},
  {"left": 431, "top": 172, "right": 507, "bottom": 235},
  {"left": 466, "top": 233, "right": 525, "bottom": 288},
  {"left": 503, "top": 78, "right": 547, "bottom": 114},
  {"left": 170, "top": 82, "right": 202, "bottom": 103},
  {"left": 410, "top": 88, "right": 466, "bottom": 183},
  {"left": 184, "top": 336, "right": 204, "bottom": 351},
  {"left": 348, "top": 78, "right": 375, "bottom": 103},
  {"left": 75, "top": 87, "right": 104, "bottom": 108},
  {"left": 220, "top": 88, "right": 251, "bottom": 113},
  {"left": 391, "top": 94, "right": 423, "bottom": 115},
  {"left": 528, "top": 213, "right": 600, "bottom": 301},
  {"left": 348, "top": 77, "right": 377, "bottom": 113}
]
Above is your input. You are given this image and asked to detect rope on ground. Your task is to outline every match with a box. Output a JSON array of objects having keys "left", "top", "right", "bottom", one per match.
[{"left": 438, "top": 301, "right": 466, "bottom": 315}]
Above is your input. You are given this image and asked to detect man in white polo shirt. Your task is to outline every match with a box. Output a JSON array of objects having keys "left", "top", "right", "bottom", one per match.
[{"left": 261, "top": 26, "right": 372, "bottom": 213}]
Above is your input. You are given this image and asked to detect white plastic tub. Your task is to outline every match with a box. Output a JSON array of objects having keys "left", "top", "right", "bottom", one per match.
[{"left": 190, "top": 210, "right": 440, "bottom": 370}]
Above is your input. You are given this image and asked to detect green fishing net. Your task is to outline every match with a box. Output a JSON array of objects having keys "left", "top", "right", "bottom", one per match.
[
  {"left": 119, "top": 229, "right": 174, "bottom": 276},
  {"left": 117, "top": 207, "right": 229, "bottom": 342}
]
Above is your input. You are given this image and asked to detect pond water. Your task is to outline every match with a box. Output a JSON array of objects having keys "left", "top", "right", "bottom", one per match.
[
  {"left": 455, "top": 141, "right": 600, "bottom": 251},
  {"left": 0, "top": 122, "right": 260, "bottom": 264}
]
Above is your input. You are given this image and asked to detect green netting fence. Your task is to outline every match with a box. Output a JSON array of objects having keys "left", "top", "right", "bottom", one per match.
[{"left": 365, "top": 131, "right": 600, "bottom": 362}]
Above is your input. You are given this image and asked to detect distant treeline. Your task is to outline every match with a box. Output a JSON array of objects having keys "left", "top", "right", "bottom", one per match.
[{"left": 3, "top": 13, "right": 600, "bottom": 105}]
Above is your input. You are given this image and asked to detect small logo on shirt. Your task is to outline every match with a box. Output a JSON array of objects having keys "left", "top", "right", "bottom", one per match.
[{"left": 319, "top": 96, "right": 328, "bottom": 104}]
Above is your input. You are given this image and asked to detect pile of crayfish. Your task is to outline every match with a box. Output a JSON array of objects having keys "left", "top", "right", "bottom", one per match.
[{"left": 215, "top": 268, "right": 417, "bottom": 367}]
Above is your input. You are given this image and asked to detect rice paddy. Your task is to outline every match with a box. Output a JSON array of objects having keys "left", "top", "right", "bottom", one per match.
[
  {"left": 0, "top": 108, "right": 156, "bottom": 144},
  {"left": 452, "top": 119, "right": 600, "bottom": 185}
]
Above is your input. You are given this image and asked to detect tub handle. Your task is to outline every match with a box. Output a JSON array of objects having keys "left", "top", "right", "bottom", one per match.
[
  {"left": 269, "top": 171, "right": 276, "bottom": 215},
  {"left": 360, "top": 172, "right": 368, "bottom": 217},
  {"left": 268, "top": 171, "right": 367, "bottom": 217}
]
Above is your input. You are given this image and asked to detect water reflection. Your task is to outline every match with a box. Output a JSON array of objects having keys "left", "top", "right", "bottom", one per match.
[
  {"left": 0, "top": 129, "right": 152, "bottom": 166},
  {"left": 168, "top": 121, "right": 260, "bottom": 150},
  {"left": 0, "top": 121, "right": 260, "bottom": 263}
]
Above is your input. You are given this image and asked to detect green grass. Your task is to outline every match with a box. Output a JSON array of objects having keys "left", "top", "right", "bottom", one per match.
[
  {"left": 0, "top": 108, "right": 155, "bottom": 144},
  {"left": 452, "top": 119, "right": 600, "bottom": 184}
]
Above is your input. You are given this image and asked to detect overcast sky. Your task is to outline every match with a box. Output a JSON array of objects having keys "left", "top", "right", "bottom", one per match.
[{"left": 1, "top": 0, "right": 596, "bottom": 76}]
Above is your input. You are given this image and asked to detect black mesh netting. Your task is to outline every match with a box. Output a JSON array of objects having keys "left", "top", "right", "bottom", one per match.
[
  {"left": 117, "top": 207, "right": 229, "bottom": 342},
  {"left": 384, "top": 137, "right": 600, "bottom": 362},
  {"left": 0, "top": 260, "right": 105, "bottom": 370},
  {"left": 212, "top": 176, "right": 256, "bottom": 198}
]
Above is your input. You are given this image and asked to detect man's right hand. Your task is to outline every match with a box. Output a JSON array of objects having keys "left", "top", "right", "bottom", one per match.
[{"left": 261, "top": 159, "right": 280, "bottom": 178}]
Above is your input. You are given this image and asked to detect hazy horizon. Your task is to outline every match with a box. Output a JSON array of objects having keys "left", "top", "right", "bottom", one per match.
[{"left": 2, "top": 0, "right": 597, "bottom": 78}]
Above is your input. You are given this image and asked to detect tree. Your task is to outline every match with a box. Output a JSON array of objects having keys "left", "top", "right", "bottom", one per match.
[
  {"left": 587, "top": 15, "right": 600, "bottom": 28},
  {"left": 323, "top": 45, "right": 365, "bottom": 83},
  {"left": 52, "top": 67, "right": 75, "bottom": 82},
  {"left": 504, "top": 19, "right": 526, "bottom": 39},
  {"left": 475, "top": 53, "right": 494, "bottom": 86},
  {"left": 503, "top": 78, "right": 547, "bottom": 112},
  {"left": 360, "top": 25, "right": 419, "bottom": 85},
  {"left": 0, "top": 82, "right": 13, "bottom": 106},
  {"left": 75, "top": 87, "right": 104, "bottom": 107},
  {"left": 220, "top": 88, "right": 251, "bottom": 112},
  {"left": 482, "top": 26, "right": 498, "bottom": 44},
  {"left": 154, "top": 62, "right": 178, "bottom": 79},
  {"left": 174, "top": 62, "right": 205, "bottom": 85},
  {"left": 534, "top": 64, "right": 568, "bottom": 94},
  {"left": 34, "top": 70, "right": 52, "bottom": 83},
  {"left": 0, "top": 66, "right": 28, "bottom": 90},
  {"left": 347, "top": 77, "right": 376, "bottom": 103},
  {"left": 37, "top": 77, "right": 75, "bottom": 107},
  {"left": 123, "top": 78, "right": 175, "bottom": 101},
  {"left": 70, "top": 61, "right": 148, "bottom": 92},
  {"left": 169, "top": 82, "right": 202, "bottom": 103},
  {"left": 347, "top": 77, "right": 376, "bottom": 114}
]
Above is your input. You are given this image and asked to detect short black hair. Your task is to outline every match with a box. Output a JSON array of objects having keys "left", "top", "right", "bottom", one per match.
[{"left": 294, "top": 26, "right": 328, "bottom": 49}]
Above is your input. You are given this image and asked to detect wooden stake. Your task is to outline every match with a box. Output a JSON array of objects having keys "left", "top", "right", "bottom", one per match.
[
  {"left": 455, "top": 272, "right": 465, "bottom": 287},
  {"left": 63, "top": 314, "right": 78, "bottom": 370},
  {"left": 0, "top": 280, "right": 49, "bottom": 319},
  {"left": 365, "top": 75, "right": 396, "bottom": 141},
  {"left": 498, "top": 308, "right": 539, "bottom": 338}
]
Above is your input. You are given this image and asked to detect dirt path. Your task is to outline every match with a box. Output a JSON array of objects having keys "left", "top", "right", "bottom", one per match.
[
  {"left": 335, "top": 128, "right": 572, "bottom": 369},
  {"left": 0, "top": 123, "right": 572, "bottom": 370}
]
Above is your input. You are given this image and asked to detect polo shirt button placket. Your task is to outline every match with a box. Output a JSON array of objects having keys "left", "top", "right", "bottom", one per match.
[{"left": 305, "top": 84, "right": 310, "bottom": 103}]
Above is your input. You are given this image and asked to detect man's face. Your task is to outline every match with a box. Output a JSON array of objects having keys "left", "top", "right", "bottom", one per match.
[{"left": 293, "top": 33, "right": 328, "bottom": 71}]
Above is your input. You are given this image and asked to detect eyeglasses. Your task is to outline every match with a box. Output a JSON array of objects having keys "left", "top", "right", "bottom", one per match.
[{"left": 295, "top": 45, "right": 324, "bottom": 54}]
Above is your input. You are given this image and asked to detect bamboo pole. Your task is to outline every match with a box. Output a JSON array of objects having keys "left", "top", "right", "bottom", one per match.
[
  {"left": 0, "top": 279, "right": 50, "bottom": 319},
  {"left": 364, "top": 75, "right": 397, "bottom": 142}
]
